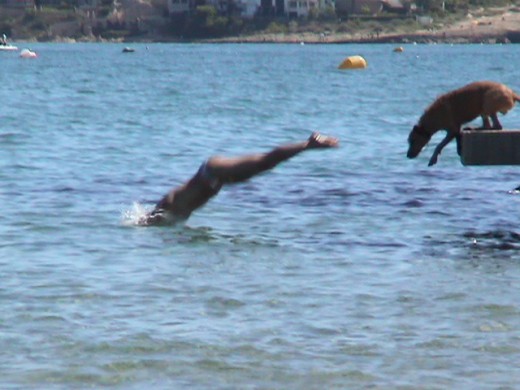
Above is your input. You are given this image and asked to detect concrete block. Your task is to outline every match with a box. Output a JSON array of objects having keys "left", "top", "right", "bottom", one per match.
[{"left": 461, "top": 129, "right": 520, "bottom": 166}]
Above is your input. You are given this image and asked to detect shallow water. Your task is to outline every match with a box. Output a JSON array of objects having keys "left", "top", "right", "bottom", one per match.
[{"left": 1, "top": 42, "right": 520, "bottom": 389}]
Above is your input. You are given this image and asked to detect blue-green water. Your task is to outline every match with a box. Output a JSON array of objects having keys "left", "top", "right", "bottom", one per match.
[{"left": 1, "top": 42, "right": 520, "bottom": 389}]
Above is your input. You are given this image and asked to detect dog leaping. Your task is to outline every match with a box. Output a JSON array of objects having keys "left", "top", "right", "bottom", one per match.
[{"left": 407, "top": 81, "right": 520, "bottom": 166}]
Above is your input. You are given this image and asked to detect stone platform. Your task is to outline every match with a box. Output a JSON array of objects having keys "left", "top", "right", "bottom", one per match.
[{"left": 461, "top": 129, "right": 520, "bottom": 166}]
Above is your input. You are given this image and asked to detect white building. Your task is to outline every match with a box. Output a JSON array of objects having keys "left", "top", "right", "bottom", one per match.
[
  {"left": 167, "top": 0, "right": 327, "bottom": 18},
  {"left": 286, "top": 0, "right": 319, "bottom": 17}
]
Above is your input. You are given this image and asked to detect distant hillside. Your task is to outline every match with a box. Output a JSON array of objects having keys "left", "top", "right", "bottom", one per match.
[{"left": 1, "top": 1, "right": 519, "bottom": 42}]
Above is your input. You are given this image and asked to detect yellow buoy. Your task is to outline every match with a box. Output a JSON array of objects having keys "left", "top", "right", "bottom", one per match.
[
  {"left": 393, "top": 46, "right": 404, "bottom": 52},
  {"left": 338, "top": 55, "right": 367, "bottom": 70}
]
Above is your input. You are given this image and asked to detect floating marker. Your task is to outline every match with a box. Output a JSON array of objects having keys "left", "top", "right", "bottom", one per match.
[
  {"left": 338, "top": 55, "right": 367, "bottom": 70},
  {"left": 20, "top": 48, "right": 37, "bottom": 58}
]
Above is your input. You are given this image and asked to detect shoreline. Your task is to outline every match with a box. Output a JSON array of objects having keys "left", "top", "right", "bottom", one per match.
[
  {"left": 204, "top": 12, "right": 520, "bottom": 45},
  {"left": 6, "top": 5, "right": 520, "bottom": 45},
  {"left": 10, "top": 27, "right": 518, "bottom": 45},
  {"left": 201, "top": 30, "right": 512, "bottom": 45}
]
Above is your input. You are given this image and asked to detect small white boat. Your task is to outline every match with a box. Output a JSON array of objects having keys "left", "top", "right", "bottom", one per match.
[
  {"left": 0, "top": 33, "right": 18, "bottom": 51},
  {"left": 0, "top": 45, "right": 18, "bottom": 51}
]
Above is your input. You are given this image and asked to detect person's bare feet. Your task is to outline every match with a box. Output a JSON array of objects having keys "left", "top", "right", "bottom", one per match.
[{"left": 308, "top": 132, "right": 339, "bottom": 149}]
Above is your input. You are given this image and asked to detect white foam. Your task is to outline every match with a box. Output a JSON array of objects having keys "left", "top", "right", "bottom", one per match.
[{"left": 121, "top": 202, "right": 151, "bottom": 226}]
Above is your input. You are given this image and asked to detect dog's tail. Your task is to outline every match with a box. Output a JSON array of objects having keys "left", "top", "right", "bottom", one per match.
[{"left": 514, "top": 93, "right": 520, "bottom": 102}]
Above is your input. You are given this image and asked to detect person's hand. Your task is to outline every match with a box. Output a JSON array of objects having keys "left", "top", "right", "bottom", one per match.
[{"left": 308, "top": 132, "right": 339, "bottom": 149}]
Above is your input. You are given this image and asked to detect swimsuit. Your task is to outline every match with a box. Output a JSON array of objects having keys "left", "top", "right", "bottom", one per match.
[
  {"left": 142, "top": 160, "right": 222, "bottom": 226},
  {"left": 196, "top": 160, "right": 222, "bottom": 192}
]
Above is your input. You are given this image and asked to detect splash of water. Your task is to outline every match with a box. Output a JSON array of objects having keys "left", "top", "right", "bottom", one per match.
[{"left": 121, "top": 202, "right": 151, "bottom": 226}]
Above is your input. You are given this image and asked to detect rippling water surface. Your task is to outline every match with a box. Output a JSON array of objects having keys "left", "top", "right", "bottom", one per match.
[{"left": 2, "top": 43, "right": 520, "bottom": 389}]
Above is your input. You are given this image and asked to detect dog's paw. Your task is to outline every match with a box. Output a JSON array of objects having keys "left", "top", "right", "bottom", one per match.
[{"left": 428, "top": 157, "right": 438, "bottom": 166}]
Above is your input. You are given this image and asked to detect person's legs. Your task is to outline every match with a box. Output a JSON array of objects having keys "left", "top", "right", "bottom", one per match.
[{"left": 206, "top": 132, "right": 338, "bottom": 184}]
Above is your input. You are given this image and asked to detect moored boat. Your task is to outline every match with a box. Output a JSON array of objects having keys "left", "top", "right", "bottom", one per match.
[
  {"left": 0, "top": 44, "right": 18, "bottom": 51},
  {"left": 0, "top": 33, "right": 18, "bottom": 51}
]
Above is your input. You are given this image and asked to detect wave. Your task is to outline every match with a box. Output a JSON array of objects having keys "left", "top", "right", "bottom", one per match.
[{"left": 464, "top": 230, "right": 520, "bottom": 251}]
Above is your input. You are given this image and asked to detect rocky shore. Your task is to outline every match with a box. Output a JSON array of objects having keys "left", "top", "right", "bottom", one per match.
[{"left": 204, "top": 6, "right": 520, "bottom": 44}]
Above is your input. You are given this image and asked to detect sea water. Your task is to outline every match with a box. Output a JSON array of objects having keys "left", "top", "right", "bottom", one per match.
[{"left": 1, "top": 42, "right": 520, "bottom": 389}]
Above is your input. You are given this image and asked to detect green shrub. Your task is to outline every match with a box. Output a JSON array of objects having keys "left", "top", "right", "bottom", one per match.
[
  {"left": 101, "top": 29, "right": 129, "bottom": 39},
  {"left": 265, "top": 21, "right": 287, "bottom": 33},
  {"left": 308, "top": 6, "right": 337, "bottom": 21}
]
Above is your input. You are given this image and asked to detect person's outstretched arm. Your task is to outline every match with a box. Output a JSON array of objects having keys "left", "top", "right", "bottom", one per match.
[{"left": 206, "top": 132, "right": 338, "bottom": 184}]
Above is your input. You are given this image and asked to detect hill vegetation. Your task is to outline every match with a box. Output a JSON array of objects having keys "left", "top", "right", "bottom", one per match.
[{"left": 0, "top": 0, "right": 518, "bottom": 42}]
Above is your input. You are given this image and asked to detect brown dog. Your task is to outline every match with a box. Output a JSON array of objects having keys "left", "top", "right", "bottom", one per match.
[{"left": 407, "top": 81, "right": 520, "bottom": 166}]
